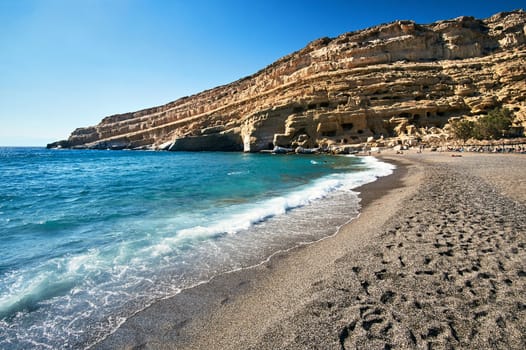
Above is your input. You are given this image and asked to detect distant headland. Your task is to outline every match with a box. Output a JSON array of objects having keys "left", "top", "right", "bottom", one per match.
[{"left": 48, "top": 10, "right": 526, "bottom": 152}]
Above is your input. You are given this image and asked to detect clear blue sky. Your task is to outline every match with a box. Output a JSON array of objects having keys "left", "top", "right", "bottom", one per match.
[{"left": 0, "top": 0, "right": 524, "bottom": 146}]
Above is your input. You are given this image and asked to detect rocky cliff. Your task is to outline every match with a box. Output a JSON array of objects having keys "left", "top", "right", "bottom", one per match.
[{"left": 48, "top": 10, "right": 526, "bottom": 152}]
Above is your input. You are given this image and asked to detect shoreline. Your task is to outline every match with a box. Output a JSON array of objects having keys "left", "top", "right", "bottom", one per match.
[
  {"left": 91, "top": 156, "right": 411, "bottom": 349},
  {"left": 93, "top": 152, "right": 526, "bottom": 349}
]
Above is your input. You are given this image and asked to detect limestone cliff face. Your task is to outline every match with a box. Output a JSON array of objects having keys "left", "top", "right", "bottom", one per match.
[{"left": 48, "top": 10, "right": 526, "bottom": 151}]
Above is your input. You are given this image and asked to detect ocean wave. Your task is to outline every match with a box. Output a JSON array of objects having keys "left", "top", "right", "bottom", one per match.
[
  {"left": 159, "top": 156, "right": 395, "bottom": 246},
  {"left": 0, "top": 271, "right": 77, "bottom": 319}
]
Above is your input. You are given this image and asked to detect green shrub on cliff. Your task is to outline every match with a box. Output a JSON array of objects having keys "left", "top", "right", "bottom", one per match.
[
  {"left": 474, "top": 107, "right": 513, "bottom": 140},
  {"left": 450, "top": 119, "right": 476, "bottom": 142},
  {"left": 451, "top": 107, "right": 514, "bottom": 141}
]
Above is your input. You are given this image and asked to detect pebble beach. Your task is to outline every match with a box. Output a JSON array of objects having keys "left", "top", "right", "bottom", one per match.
[{"left": 94, "top": 152, "right": 526, "bottom": 350}]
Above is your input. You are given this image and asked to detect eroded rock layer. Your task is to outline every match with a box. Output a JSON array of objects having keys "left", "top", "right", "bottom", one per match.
[{"left": 48, "top": 11, "right": 526, "bottom": 151}]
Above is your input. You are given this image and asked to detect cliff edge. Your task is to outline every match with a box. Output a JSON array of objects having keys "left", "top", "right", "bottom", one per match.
[{"left": 48, "top": 10, "right": 526, "bottom": 151}]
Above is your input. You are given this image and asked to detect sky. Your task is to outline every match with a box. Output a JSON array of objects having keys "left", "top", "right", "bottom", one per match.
[{"left": 0, "top": 0, "right": 524, "bottom": 146}]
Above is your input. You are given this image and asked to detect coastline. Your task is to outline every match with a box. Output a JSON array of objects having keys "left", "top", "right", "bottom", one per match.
[{"left": 92, "top": 152, "right": 526, "bottom": 349}]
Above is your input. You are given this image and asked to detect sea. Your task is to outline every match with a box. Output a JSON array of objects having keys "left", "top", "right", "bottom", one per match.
[{"left": 0, "top": 147, "right": 394, "bottom": 349}]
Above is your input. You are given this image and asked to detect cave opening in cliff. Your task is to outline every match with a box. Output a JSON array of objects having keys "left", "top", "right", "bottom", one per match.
[
  {"left": 293, "top": 106, "right": 304, "bottom": 113},
  {"left": 341, "top": 123, "right": 354, "bottom": 131},
  {"left": 322, "top": 131, "right": 336, "bottom": 137}
]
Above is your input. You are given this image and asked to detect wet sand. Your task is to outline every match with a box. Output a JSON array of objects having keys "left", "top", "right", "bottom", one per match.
[{"left": 93, "top": 152, "right": 526, "bottom": 349}]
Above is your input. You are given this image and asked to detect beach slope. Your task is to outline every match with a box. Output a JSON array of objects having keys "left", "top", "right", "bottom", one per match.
[{"left": 94, "top": 153, "right": 526, "bottom": 349}]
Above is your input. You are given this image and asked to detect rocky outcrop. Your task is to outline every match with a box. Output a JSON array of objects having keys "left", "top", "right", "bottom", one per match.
[{"left": 48, "top": 10, "right": 526, "bottom": 151}]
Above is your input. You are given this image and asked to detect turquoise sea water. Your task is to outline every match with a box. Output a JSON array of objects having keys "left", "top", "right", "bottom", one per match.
[{"left": 0, "top": 147, "right": 394, "bottom": 348}]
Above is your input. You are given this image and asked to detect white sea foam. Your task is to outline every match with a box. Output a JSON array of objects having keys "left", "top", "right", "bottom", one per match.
[
  {"left": 227, "top": 170, "right": 249, "bottom": 176},
  {"left": 160, "top": 156, "right": 395, "bottom": 247}
]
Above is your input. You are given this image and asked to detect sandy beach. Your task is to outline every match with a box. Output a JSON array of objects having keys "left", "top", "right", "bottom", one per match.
[{"left": 93, "top": 152, "right": 526, "bottom": 350}]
